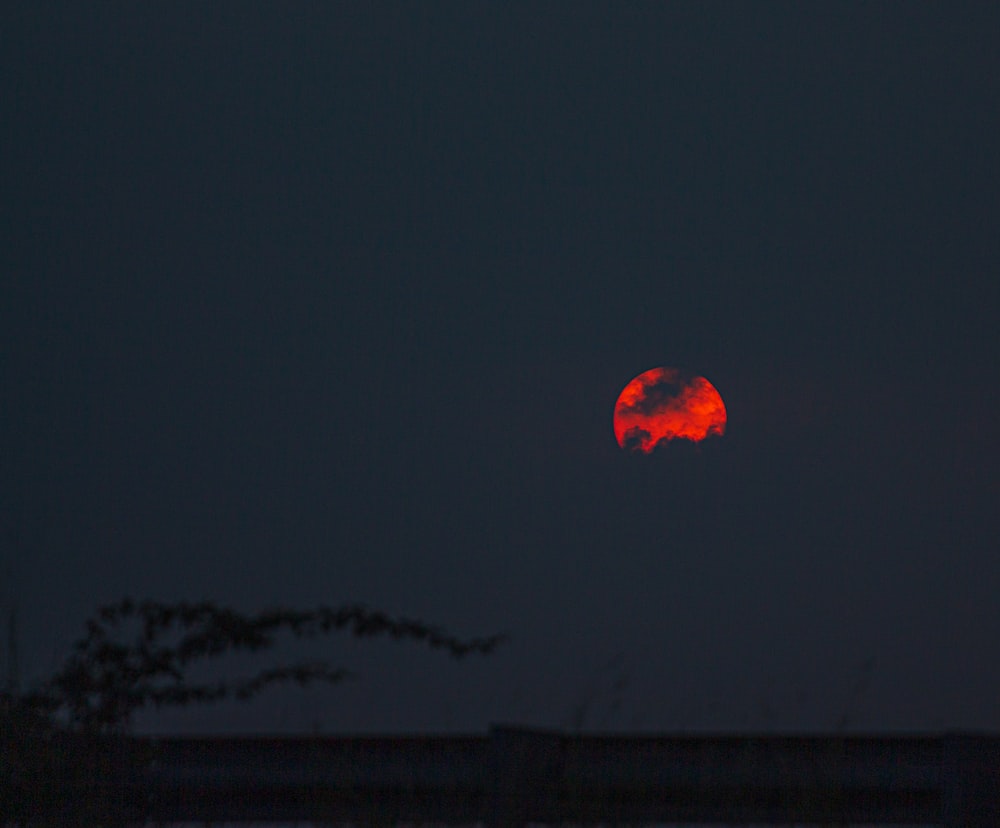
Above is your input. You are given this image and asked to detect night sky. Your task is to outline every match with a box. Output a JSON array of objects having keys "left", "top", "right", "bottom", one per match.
[{"left": 2, "top": 3, "right": 998, "bottom": 735}]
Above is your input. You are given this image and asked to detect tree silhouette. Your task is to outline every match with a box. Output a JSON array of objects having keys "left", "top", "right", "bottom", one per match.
[
  {"left": 14, "top": 597, "right": 505, "bottom": 733},
  {"left": 2, "top": 597, "right": 505, "bottom": 826}
]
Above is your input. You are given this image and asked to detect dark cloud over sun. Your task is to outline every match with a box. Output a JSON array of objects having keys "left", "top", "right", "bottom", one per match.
[{"left": 613, "top": 367, "right": 727, "bottom": 453}]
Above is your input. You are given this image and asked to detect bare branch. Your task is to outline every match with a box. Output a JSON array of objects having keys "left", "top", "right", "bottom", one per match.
[{"left": 25, "top": 598, "right": 505, "bottom": 732}]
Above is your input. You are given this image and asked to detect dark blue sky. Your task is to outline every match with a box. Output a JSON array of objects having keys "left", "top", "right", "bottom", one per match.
[{"left": 2, "top": 2, "right": 998, "bottom": 734}]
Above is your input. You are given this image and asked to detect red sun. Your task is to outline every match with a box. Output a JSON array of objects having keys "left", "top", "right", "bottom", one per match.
[{"left": 613, "top": 367, "right": 727, "bottom": 452}]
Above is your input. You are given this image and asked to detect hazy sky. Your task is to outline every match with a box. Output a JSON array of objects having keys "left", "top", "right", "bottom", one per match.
[{"left": 2, "top": 2, "right": 998, "bottom": 735}]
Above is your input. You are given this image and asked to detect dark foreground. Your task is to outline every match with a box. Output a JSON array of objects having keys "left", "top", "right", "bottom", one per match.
[{"left": 4, "top": 726, "right": 1000, "bottom": 826}]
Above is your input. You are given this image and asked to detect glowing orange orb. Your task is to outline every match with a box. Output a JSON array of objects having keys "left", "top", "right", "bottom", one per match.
[{"left": 613, "top": 367, "right": 727, "bottom": 452}]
